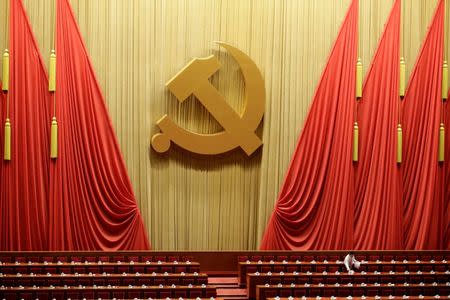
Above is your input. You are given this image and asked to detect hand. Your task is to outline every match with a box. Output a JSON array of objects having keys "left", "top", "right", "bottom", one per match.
[{"left": 348, "top": 270, "right": 355, "bottom": 274}]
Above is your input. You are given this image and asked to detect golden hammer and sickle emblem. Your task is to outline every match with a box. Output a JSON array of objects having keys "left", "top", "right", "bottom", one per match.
[{"left": 151, "top": 42, "right": 265, "bottom": 156}]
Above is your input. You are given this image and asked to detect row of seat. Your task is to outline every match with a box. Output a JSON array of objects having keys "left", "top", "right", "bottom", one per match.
[
  {"left": 0, "top": 255, "right": 194, "bottom": 264},
  {"left": 267, "top": 297, "right": 449, "bottom": 299},
  {"left": 238, "top": 261, "right": 450, "bottom": 286},
  {"left": 0, "top": 261, "right": 200, "bottom": 275},
  {"left": 239, "top": 254, "right": 450, "bottom": 263},
  {"left": 246, "top": 271, "right": 450, "bottom": 299},
  {"left": 0, "top": 255, "right": 212, "bottom": 299},
  {"left": 0, "top": 272, "right": 208, "bottom": 287},
  {"left": 0, "top": 284, "right": 217, "bottom": 300},
  {"left": 256, "top": 283, "right": 450, "bottom": 300}
]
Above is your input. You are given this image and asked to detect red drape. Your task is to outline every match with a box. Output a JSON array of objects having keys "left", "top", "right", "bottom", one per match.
[
  {"left": 49, "top": 0, "right": 150, "bottom": 250},
  {"left": 354, "top": 0, "right": 403, "bottom": 250},
  {"left": 260, "top": 0, "right": 357, "bottom": 250},
  {"left": 402, "top": 0, "right": 445, "bottom": 250},
  {"left": 0, "top": 0, "right": 51, "bottom": 250}
]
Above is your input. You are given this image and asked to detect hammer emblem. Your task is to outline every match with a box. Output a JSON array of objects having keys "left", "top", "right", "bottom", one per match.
[{"left": 151, "top": 42, "right": 265, "bottom": 156}]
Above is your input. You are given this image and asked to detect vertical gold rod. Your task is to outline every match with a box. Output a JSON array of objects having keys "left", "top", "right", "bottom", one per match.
[
  {"left": 3, "top": 0, "right": 11, "bottom": 161},
  {"left": 445, "top": 0, "right": 448, "bottom": 63},
  {"left": 50, "top": 0, "right": 56, "bottom": 117},
  {"left": 4, "top": 0, "right": 10, "bottom": 118},
  {"left": 442, "top": 0, "right": 448, "bottom": 122},
  {"left": 438, "top": 0, "right": 448, "bottom": 163},
  {"left": 358, "top": 0, "right": 361, "bottom": 59},
  {"left": 4, "top": 0, "right": 9, "bottom": 49},
  {"left": 49, "top": 0, "right": 58, "bottom": 159},
  {"left": 445, "top": 0, "right": 449, "bottom": 100},
  {"left": 353, "top": 0, "right": 361, "bottom": 163}
]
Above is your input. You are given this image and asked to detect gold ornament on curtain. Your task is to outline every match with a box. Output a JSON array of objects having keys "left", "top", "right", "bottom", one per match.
[
  {"left": 400, "top": 57, "right": 406, "bottom": 97},
  {"left": 2, "top": 49, "right": 9, "bottom": 91},
  {"left": 49, "top": 49, "right": 58, "bottom": 158},
  {"left": 356, "top": 58, "right": 362, "bottom": 98},
  {"left": 50, "top": 117, "right": 58, "bottom": 158},
  {"left": 4, "top": 118, "right": 11, "bottom": 161},
  {"left": 397, "top": 58, "right": 405, "bottom": 164},
  {"left": 48, "top": 50, "right": 56, "bottom": 92},
  {"left": 2, "top": 49, "right": 10, "bottom": 161},
  {"left": 353, "top": 58, "right": 362, "bottom": 162},
  {"left": 397, "top": 123, "right": 402, "bottom": 163},
  {"left": 443, "top": 61, "right": 448, "bottom": 100},
  {"left": 353, "top": 121, "right": 359, "bottom": 162},
  {"left": 438, "top": 123, "right": 445, "bottom": 162}
]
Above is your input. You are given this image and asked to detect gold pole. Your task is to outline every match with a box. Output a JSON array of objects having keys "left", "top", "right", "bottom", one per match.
[
  {"left": 49, "top": 0, "right": 58, "bottom": 159},
  {"left": 438, "top": 0, "right": 448, "bottom": 162},
  {"left": 397, "top": 0, "right": 405, "bottom": 165},
  {"left": 354, "top": 0, "right": 361, "bottom": 163},
  {"left": 3, "top": 0, "right": 11, "bottom": 161}
]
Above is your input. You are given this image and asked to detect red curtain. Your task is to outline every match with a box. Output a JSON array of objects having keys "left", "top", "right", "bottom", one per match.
[
  {"left": 354, "top": 0, "right": 403, "bottom": 250},
  {"left": 402, "top": 0, "right": 445, "bottom": 250},
  {"left": 48, "top": 0, "right": 149, "bottom": 250},
  {"left": 0, "top": 0, "right": 51, "bottom": 250},
  {"left": 260, "top": 0, "right": 357, "bottom": 250}
]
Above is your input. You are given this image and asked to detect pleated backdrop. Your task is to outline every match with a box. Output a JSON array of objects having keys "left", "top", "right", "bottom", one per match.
[{"left": 0, "top": 0, "right": 448, "bottom": 250}]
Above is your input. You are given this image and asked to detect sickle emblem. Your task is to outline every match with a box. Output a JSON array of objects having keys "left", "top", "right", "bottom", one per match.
[{"left": 151, "top": 42, "right": 265, "bottom": 156}]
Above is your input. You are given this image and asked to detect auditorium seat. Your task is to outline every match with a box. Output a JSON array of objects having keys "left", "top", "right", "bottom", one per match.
[
  {"left": 1, "top": 284, "right": 217, "bottom": 300},
  {"left": 255, "top": 283, "right": 450, "bottom": 300},
  {"left": 246, "top": 271, "right": 450, "bottom": 299}
]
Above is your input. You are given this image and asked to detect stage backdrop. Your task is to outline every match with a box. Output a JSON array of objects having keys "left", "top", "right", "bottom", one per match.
[{"left": 0, "top": 0, "right": 448, "bottom": 250}]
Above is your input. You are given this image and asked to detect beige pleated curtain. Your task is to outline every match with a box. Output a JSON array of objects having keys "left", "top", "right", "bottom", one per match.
[{"left": 0, "top": 0, "right": 448, "bottom": 250}]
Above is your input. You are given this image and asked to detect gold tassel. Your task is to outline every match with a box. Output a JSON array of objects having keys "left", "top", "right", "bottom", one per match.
[
  {"left": 50, "top": 117, "right": 58, "bottom": 158},
  {"left": 2, "top": 49, "right": 9, "bottom": 91},
  {"left": 4, "top": 118, "right": 11, "bottom": 161},
  {"left": 356, "top": 58, "right": 363, "bottom": 98},
  {"left": 353, "top": 122, "right": 359, "bottom": 162},
  {"left": 400, "top": 57, "right": 406, "bottom": 97},
  {"left": 443, "top": 61, "right": 448, "bottom": 100},
  {"left": 438, "top": 123, "right": 445, "bottom": 162},
  {"left": 397, "top": 124, "right": 402, "bottom": 163},
  {"left": 49, "top": 50, "right": 56, "bottom": 92}
]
